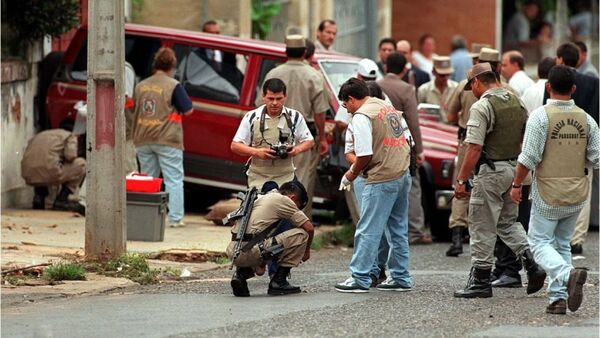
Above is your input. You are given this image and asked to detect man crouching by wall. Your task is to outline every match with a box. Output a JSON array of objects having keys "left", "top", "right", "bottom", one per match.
[{"left": 226, "top": 181, "right": 314, "bottom": 297}]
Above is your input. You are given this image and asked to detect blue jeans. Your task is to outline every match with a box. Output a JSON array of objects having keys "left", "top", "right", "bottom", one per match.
[
  {"left": 353, "top": 176, "right": 389, "bottom": 277},
  {"left": 349, "top": 171, "right": 412, "bottom": 288},
  {"left": 528, "top": 206, "right": 578, "bottom": 303},
  {"left": 136, "top": 144, "right": 184, "bottom": 223}
]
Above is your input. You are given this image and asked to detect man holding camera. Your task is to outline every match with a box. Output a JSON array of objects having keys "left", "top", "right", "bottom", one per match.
[{"left": 231, "top": 78, "right": 314, "bottom": 189}]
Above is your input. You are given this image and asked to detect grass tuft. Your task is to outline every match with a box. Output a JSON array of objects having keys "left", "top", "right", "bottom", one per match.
[{"left": 43, "top": 262, "right": 86, "bottom": 281}]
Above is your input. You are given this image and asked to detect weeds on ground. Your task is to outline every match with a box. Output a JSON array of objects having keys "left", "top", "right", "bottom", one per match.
[
  {"left": 99, "top": 253, "right": 159, "bottom": 285},
  {"left": 211, "top": 256, "right": 230, "bottom": 265},
  {"left": 311, "top": 222, "right": 354, "bottom": 250},
  {"left": 43, "top": 262, "right": 86, "bottom": 281}
]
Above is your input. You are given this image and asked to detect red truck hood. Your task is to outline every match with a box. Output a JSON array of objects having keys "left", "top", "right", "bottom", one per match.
[{"left": 419, "top": 121, "right": 458, "bottom": 155}]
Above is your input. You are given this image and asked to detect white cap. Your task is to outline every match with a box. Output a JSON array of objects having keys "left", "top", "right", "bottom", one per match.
[{"left": 357, "top": 58, "right": 378, "bottom": 79}]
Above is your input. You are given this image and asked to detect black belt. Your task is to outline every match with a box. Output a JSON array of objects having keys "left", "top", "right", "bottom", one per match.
[{"left": 490, "top": 158, "right": 518, "bottom": 162}]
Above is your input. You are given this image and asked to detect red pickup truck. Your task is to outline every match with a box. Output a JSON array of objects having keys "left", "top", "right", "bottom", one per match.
[{"left": 44, "top": 24, "right": 458, "bottom": 238}]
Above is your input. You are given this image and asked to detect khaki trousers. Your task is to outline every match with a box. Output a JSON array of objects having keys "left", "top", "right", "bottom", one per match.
[
  {"left": 124, "top": 139, "right": 138, "bottom": 175},
  {"left": 571, "top": 167, "right": 594, "bottom": 245},
  {"left": 227, "top": 228, "right": 309, "bottom": 268},
  {"left": 468, "top": 162, "right": 528, "bottom": 269},
  {"left": 449, "top": 140, "right": 469, "bottom": 228},
  {"left": 61, "top": 158, "right": 86, "bottom": 198},
  {"left": 294, "top": 145, "right": 319, "bottom": 219},
  {"left": 408, "top": 172, "right": 427, "bottom": 240}
]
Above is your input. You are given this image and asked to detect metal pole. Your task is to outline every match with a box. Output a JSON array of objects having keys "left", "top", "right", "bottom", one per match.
[{"left": 85, "top": 0, "right": 126, "bottom": 260}]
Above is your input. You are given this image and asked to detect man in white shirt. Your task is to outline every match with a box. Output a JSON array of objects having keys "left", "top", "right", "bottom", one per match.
[
  {"left": 502, "top": 50, "right": 535, "bottom": 96},
  {"left": 521, "top": 57, "right": 555, "bottom": 114},
  {"left": 231, "top": 78, "right": 314, "bottom": 189}
]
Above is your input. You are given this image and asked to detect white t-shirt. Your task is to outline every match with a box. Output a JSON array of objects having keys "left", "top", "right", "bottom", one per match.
[
  {"left": 232, "top": 105, "right": 313, "bottom": 145},
  {"left": 351, "top": 114, "right": 373, "bottom": 157},
  {"left": 508, "top": 70, "right": 535, "bottom": 97},
  {"left": 521, "top": 79, "right": 547, "bottom": 115}
]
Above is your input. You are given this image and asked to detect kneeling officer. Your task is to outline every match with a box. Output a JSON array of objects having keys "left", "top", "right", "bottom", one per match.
[{"left": 226, "top": 181, "right": 314, "bottom": 297}]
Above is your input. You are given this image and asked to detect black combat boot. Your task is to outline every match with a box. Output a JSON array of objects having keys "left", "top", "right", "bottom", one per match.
[
  {"left": 230, "top": 267, "right": 254, "bottom": 297},
  {"left": 446, "top": 227, "right": 464, "bottom": 257},
  {"left": 454, "top": 267, "right": 493, "bottom": 298},
  {"left": 53, "top": 186, "right": 85, "bottom": 216},
  {"left": 521, "top": 249, "right": 546, "bottom": 294},
  {"left": 268, "top": 266, "right": 301, "bottom": 296},
  {"left": 32, "top": 187, "right": 48, "bottom": 210}
]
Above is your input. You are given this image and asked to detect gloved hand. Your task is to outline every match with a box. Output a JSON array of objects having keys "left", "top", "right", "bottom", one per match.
[{"left": 338, "top": 174, "right": 352, "bottom": 191}]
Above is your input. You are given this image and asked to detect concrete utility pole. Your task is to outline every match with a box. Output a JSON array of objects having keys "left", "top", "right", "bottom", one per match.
[{"left": 85, "top": 0, "right": 126, "bottom": 260}]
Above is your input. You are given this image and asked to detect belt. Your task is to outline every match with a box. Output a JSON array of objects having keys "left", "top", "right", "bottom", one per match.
[
  {"left": 490, "top": 158, "right": 518, "bottom": 162},
  {"left": 231, "top": 233, "right": 254, "bottom": 241}
]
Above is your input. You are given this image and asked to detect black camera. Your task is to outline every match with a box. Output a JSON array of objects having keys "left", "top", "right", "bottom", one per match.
[
  {"left": 271, "top": 128, "right": 291, "bottom": 159},
  {"left": 271, "top": 143, "right": 290, "bottom": 159}
]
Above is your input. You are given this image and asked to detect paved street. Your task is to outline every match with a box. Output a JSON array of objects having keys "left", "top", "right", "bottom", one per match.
[{"left": 2, "top": 231, "right": 598, "bottom": 337}]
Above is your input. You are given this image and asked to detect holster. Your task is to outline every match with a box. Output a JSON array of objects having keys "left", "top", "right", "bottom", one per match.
[
  {"left": 474, "top": 151, "right": 496, "bottom": 175},
  {"left": 457, "top": 127, "right": 466, "bottom": 141},
  {"left": 258, "top": 238, "right": 284, "bottom": 262},
  {"left": 409, "top": 144, "right": 417, "bottom": 176}
]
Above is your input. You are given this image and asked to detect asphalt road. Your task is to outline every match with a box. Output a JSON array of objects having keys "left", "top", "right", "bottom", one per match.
[{"left": 2, "top": 232, "right": 599, "bottom": 338}]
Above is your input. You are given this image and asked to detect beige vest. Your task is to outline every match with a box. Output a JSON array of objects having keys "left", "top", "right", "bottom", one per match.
[
  {"left": 21, "top": 129, "right": 78, "bottom": 185},
  {"left": 132, "top": 72, "right": 183, "bottom": 149},
  {"left": 536, "top": 104, "right": 589, "bottom": 206},
  {"left": 247, "top": 109, "right": 295, "bottom": 189},
  {"left": 356, "top": 98, "right": 411, "bottom": 184}
]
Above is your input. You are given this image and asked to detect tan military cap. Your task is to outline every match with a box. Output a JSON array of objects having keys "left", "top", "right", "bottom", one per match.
[
  {"left": 465, "top": 62, "right": 494, "bottom": 90},
  {"left": 470, "top": 43, "right": 492, "bottom": 58},
  {"left": 285, "top": 35, "right": 306, "bottom": 48},
  {"left": 478, "top": 47, "right": 500, "bottom": 62},
  {"left": 433, "top": 56, "right": 454, "bottom": 75}
]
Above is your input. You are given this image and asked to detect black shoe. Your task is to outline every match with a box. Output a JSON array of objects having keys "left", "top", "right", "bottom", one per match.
[
  {"left": 231, "top": 267, "right": 254, "bottom": 297},
  {"left": 446, "top": 227, "right": 464, "bottom": 257},
  {"left": 567, "top": 268, "right": 587, "bottom": 312},
  {"left": 370, "top": 268, "right": 387, "bottom": 287},
  {"left": 53, "top": 200, "right": 86, "bottom": 216},
  {"left": 522, "top": 249, "right": 546, "bottom": 294},
  {"left": 454, "top": 267, "right": 492, "bottom": 298},
  {"left": 571, "top": 243, "right": 583, "bottom": 255},
  {"left": 268, "top": 266, "right": 301, "bottom": 296},
  {"left": 32, "top": 194, "right": 45, "bottom": 210},
  {"left": 546, "top": 299, "right": 567, "bottom": 315},
  {"left": 491, "top": 274, "right": 522, "bottom": 288}
]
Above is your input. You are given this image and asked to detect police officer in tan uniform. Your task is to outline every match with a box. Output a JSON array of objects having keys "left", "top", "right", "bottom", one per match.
[
  {"left": 21, "top": 129, "right": 86, "bottom": 215},
  {"left": 227, "top": 181, "right": 314, "bottom": 297},
  {"left": 418, "top": 56, "right": 458, "bottom": 123},
  {"left": 453, "top": 63, "right": 546, "bottom": 298},
  {"left": 261, "top": 35, "right": 330, "bottom": 219},
  {"left": 445, "top": 47, "right": 504, "bottom": 257},
  {"left": 232, "top": 78, "right": 314, "bottom": 189}
]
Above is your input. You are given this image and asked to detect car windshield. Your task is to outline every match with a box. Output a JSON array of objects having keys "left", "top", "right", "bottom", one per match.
[{"left": 318, "top": 60, "right": 382, "bottom": 99}]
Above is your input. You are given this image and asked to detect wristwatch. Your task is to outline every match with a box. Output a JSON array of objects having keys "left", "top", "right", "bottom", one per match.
[
  {"left": 456, "top": 179, "right": 467, "bottom": 186},
  {"left": 512, "top": 183, "right": 522, "bottom": 188}
]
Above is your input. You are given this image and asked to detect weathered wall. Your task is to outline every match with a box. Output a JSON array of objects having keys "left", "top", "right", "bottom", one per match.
[
  {"left": 1, "top": 50, "right": 40, "bottom": 208},
  {"left": 391, "top": 0, "right": 497, "bottom": 55}
]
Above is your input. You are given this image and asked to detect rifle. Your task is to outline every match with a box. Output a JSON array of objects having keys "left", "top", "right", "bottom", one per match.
[{"left": 223, "top": 186, "right": 258, "bottom": 269}]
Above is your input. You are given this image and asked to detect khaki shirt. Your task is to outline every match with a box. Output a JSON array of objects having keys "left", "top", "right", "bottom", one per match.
[
  {"left": 447, "top": 79, "right": 478, "bottom": 128},
  {"left": 464, "top": 87, "right": 524, "bottom": 146},
  {"left": 231, "top": 192, "right": 309, "bottom": 235},
  {"left": 21, "top": 129, "right": 78, "bottom": 185},
  {"left": 417, "top": 79, "right": 458, "bottom": 122},
  {"left": 262, "top": 60, "right": 330, "bottom": 122}
]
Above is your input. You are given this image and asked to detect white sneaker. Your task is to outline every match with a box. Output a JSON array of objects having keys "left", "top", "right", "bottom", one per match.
[
  {"left": 376, "top": 277, "right": 412, "bottom": 292},
  {"left": 169, "top": 220, "right": 186, "bottom": 228},
  {"left": 334, "top": 277, "right": 369, "bottom": 293}
]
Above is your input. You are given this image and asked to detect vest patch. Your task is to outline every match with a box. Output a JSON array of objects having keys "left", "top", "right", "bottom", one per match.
[
  {"left": 143, "top": 98, "right": 157, "bottom": 117},
  {"left": 386, "top": 113, "right": 403, "bottom": 138},
  {"left": 550, "top": 118, "right": 586, "bottom": 140}
]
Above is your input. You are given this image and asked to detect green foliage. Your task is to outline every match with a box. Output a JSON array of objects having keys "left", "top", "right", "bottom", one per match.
[
  {"left": 211, "top": 256, "right": 231, "bottom": 265},
  {"left": 251, "top": 0, "right": 281, "bottom": 40},
  {"left": 130, "top": 0, "right": 144, "bottom": 21},
  {"left": 43, "top": 262, "right": 86, "bottom": 281},
  {"left": 104, "top": 253, "right": 159, "bottom": 285},
  {"left": 5, "top": 0, "right": 80, "bottom": 43},
  {"left": 311, "top": 223, "right": 355, "bottom": 250}
]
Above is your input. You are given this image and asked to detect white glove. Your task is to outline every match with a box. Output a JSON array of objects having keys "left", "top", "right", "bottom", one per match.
[{"left": 338, "top": 174, "right": 352, "bottom": 191}]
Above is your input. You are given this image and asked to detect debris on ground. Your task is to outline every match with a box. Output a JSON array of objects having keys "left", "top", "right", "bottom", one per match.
[{"left": 204, "top": 198, "right": 240, "bottom": 225}]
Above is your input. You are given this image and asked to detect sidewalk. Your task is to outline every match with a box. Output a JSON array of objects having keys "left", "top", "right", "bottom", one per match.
[{"left": 1, "top": 208, "right": 233, "bottom": 298}]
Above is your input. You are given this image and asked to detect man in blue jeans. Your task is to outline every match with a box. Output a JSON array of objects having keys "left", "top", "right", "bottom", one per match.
[
  {"left": 510, "top": 65, "right": 599, "bottom": 314},
  {"left": 132, "top": 47, "right": 193, "bottom": 227},
  {"left": 334, "top": 78, "right": 413, "bottom": 292}
]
